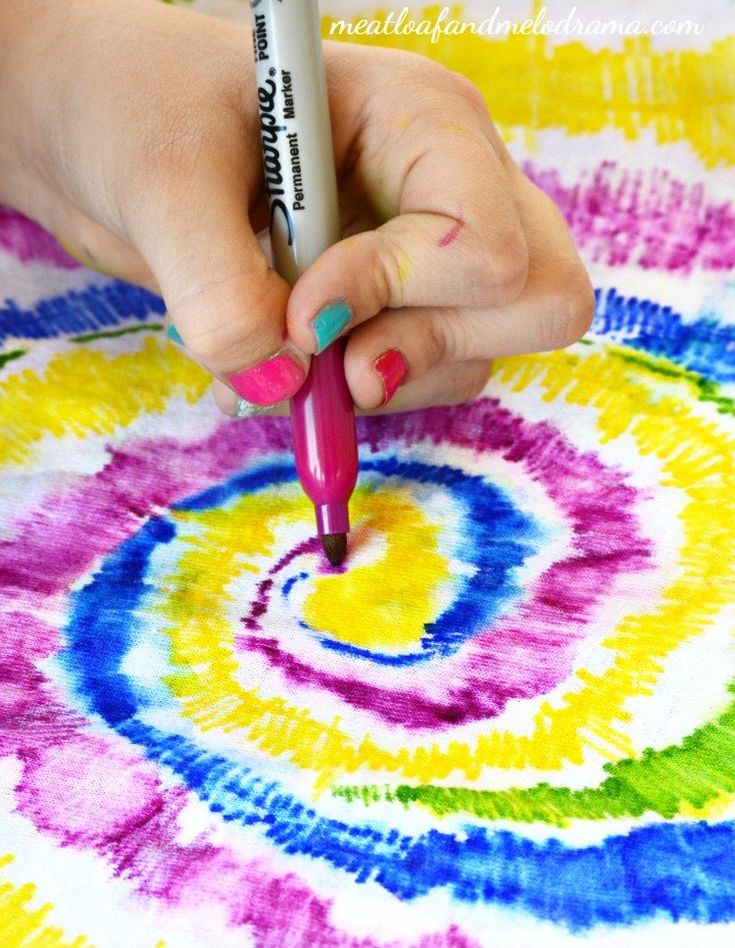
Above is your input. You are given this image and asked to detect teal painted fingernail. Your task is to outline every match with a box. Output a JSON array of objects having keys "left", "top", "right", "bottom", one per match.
[
  {"left": 311, "top": 300, "right": 352, "bottom": 354},
  {"left": 166, "top": 325, "right": 184, "bottom": 345}
]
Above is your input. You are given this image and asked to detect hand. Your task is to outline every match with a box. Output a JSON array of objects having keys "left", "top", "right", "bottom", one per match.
[{"left": 0, "top": 0, "right": 594, "bottom": 415}]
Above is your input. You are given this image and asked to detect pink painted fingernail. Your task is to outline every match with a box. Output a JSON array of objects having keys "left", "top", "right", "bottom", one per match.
[
  {"left": 229, "top": 350, "right": 306, "bottom": 406},
  {"left": 374, "top": 349, "right": 409, "bottom": 407}
]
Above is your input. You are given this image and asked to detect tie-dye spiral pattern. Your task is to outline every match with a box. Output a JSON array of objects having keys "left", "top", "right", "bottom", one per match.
[{"left": 1, "top": 1, "right": 734, "bottom": 946}]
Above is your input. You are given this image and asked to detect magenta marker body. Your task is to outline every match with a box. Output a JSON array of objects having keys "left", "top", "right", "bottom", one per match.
[
  {"left": 250, "top": 0, "right": 358, "bottom": 547},
  {"left": 291, "top": 338, "right": 358, "bottom": 534}
]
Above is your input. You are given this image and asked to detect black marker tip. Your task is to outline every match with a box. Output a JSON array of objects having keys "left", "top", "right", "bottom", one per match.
[{"left": 321, "top": 532, "right": 347, "bottom": 567}]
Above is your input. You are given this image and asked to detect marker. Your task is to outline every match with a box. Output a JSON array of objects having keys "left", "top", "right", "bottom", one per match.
[{"left": 249, "top": 0, "right": 358, "bottom": 566}]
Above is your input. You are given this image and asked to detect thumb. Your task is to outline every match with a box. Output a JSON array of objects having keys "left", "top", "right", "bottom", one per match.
[{"left": 132, "top": 169, "right": 309, "bottom": 408}]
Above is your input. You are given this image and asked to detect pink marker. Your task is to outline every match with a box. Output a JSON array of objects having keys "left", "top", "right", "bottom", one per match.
[
  {"left": 291, "top": 337, "right": 357, "bottom": 565},
  {"left": 250, "top": 0, "right": 358, "bottom": 565}
]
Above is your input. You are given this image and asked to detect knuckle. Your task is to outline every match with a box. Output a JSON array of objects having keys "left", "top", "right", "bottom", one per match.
[
  {"left": 167, "top": 257, "right": 285, "bottom": 371},
  {"left": 188, "top": 320, "right": 270, "bottom": 372},
  {"left": 451, "top": 363, "right": 491, "bottom": 405},
  {"left": 426, "top": 309, "right": 458, "bottom": 364},
  {"left": 172, "top": 302, "right": 277, "bottom": 374},
  {"left": 542, "top": 264, "right": 596, "bottom": 350},
  {"left": 375, "top": 232, "right": 407, "bottom": 308},
  {"left": 473, "top": 226, "right": 529, "bottom": 301},
  {"left": 443, "top": 67, "right": 489, "bottom": 114},
  {"left": 425, "top": 314, "right": 453, "bottom": 365}
]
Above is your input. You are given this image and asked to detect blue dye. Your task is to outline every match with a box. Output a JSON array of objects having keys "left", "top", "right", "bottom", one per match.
[
  {"left": 0, "top": 280, "right": 164, "bottom": 345},
  {"left": 592, "top": 287, "right": 735, "bottom": 382},
  {"left": 282, "top": 572, "right": 309, "bottom": 598},
  {"left": 60, "top": 516, "right": 175, "bottom": 725}
]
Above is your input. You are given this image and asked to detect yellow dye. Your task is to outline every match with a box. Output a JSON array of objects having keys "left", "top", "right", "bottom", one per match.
[
  {"left": 0, "top": 337, "right": 209, "bottom": 467},
  {"left": 167, "top": 484, "right": 449, "bottom": 654},
  {"left": 304, "top": 489, "right": 446, "bottom": 648},
  {"left": 322, "top": 6, "right": 734, "bottom": 168},
  {"left": 161, "top": 492, "right": 289, "bottom": 685},
  {"left": 0, "top": 854, "right": 91, "bottom": 947},
  {"left": 395, "top": 248, "right": 412, "bottom": 282},
  {"left": 680, "top": 792, "right": 735, "bottom": 821}
]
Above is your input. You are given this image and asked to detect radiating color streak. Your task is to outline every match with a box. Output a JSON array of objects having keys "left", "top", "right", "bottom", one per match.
[
  {"left": 0, "top": 421, "right": 291, "bottom": 604},
  {"left": 336, "top": 681, "right": 735, "bottom": 826},
  {"left": 0, "top": 281, "right": 163, "bottom": 346},
  {"left": 524, "top": 160, "right": 735, "bottom": 273},
  {"left": 0, "top": 855, "right": 90, "bottom": 947},
  {"left": 142, "top": 350, "right": 733, "bottom": 782},
  {"left": 70, "top": 323, "right": 163, "bottom": 343},
  {"left": 6, "top": 333, "right": 731, "bottom": 782},
  {"left": 0, "top": 338, "right": 208, "bottom": 467},
  {"left": 593, "top": 287, "right": 735, "bottom": 382},
  {"left": 0, "top": 349, "right": 25, "bottom": 370},
  {"left": 322, "top": 13, "right": 734, "bottom": 168},
  {"left": 189, "top": 412, "right": 649, "bottom": 727},
  {"left": 1, "top": 674, "right": 477, "bottom": 947},
  {"left": 58, "top": 522, "right": 735, "bottom": 929},
  {"left": 0, "top": 207, "right": 80, "bottom": 269},
  {"left": 0, "top": 512, "right": 480, "bottom": 948}
]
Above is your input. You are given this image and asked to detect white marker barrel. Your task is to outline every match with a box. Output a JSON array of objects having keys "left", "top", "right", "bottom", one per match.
[{"left": 250, "top": 0, "right": 341, "bottom": 285}]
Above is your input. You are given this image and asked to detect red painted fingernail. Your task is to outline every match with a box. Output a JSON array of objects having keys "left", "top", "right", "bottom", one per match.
[
  {"left": 229, "top": 350, "right": 306, "bottom": 406},
  {"left": 374, "top": 349, "right": 409, "bottom": 407}
]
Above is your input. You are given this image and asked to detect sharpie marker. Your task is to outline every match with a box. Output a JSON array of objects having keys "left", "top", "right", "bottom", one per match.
[{"left": 249, "top": 0, "right": 358, "bottom": 566}]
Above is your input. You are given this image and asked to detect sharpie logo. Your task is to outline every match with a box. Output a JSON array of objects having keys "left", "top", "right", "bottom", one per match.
[{"left": 257, "top": 74, "right": 295, "bottom": 246}]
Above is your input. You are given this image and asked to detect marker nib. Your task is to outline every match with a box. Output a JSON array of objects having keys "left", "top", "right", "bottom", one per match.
[{"left": 321, "top": 532, "right": 347, "bottom": 566}]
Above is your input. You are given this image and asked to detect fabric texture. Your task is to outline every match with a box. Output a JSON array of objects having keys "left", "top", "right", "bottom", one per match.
[{"left": 1, "top": 1, "right": 734, "bottom": 945}]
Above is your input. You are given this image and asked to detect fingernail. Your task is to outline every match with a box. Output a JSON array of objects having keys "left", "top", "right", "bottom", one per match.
[
  {"left": 311, "top": 300, "right": 352, "bottom": 354},
  {"left": 235, "top": 398, "right": 270, "bottom": 419},
  {"left": 166, "top": 325, "right": 184, "bottom": 345},
  {"left": 374, "top": 349, "right": 409, "bottom": 407},
  {"left": 229, "top": 350, "right": 306, "bottom": 406}
]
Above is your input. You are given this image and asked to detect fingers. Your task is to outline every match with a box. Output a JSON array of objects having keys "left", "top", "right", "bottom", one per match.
[
  {"left": 128, "top": 138, "right": 309, "bottom": 409},
  {"left": 212, "top": 360, "right": 491, "bottom": 418},
  {"left": 344, "top": 177, "right": 594, "bottom": 410},
  {"left": 285, "top": 73, "right": 528, "bottom": 356}
]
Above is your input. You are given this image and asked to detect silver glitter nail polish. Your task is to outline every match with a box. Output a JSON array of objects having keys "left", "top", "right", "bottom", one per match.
[{"left": 235, "top": 399, "right": 270, "bottom": 419}]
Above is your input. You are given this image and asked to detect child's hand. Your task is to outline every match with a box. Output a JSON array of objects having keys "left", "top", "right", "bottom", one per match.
[{"left": 0, "top": 0, "right": 593, "bottom": 414}]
